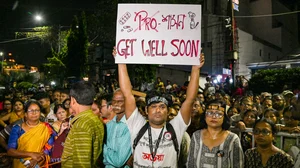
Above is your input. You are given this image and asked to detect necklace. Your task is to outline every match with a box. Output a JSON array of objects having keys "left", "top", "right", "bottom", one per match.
[
  {"left": 26, "top": 121, "right": 40, "bottom": 128},
  {"left": 208, "top": 129, "right": 224, "bottom": 140}
]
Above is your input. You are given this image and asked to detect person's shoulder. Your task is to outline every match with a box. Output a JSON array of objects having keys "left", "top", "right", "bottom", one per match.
[
  {"left": 42, "top": 122, "right": 56, "bottom": 132},
  {"left": 105, "top": 118, "right": 116, "bottom": 127},
  {"left": 10, "top": 123, "right": 22, "bottom": 133},
  {"left": 82, "top": 113, "right": 103, "bottom": 127},
  {"left": 80, "top": 115, "right": 102, "bottom": 126},
  {"left": 277, "top": 149, "right": 293, "bottom": 160},
  {"left": 245, "top": 148, "right": 256, "bottom": 155},
  {"left": 191, "top": 129, "right": 202, "bottom": 138},
  {"left": 76, "top": 110, "right": 97, "bottom": 120},
  {"left": 12, "top": 123, "right": 21, "bottom": 129},
  {"left": 228, "top": 131, "right": 239, "bottom": 138}
]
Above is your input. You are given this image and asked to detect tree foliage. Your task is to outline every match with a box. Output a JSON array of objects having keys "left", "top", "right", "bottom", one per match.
[
  {"left": 0, "top": 71, "right": 35, "bottom": 89},
  {"left": 127, "top": 64, "right": 158, "bottom": 83},
  {"left": 66, "top": 12, "right": 89, "bottom": 78},
  {"left": 15, "top": 25, "right": 69, "bottom": 85},
  {"left": 15, "top": 26, "right": 67, "bottom": 52},
  {"left": 42, "top": 50, "right": 67, "bottom": 85},
  {"left": 249, "top": 68, "right": 300, "bottom": 94},
  {"left": 16, "top": 82, "right": 38, "bottom": 90}
]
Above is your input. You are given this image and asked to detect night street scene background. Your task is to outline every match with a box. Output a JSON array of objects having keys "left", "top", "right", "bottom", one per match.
[
  {"left": 0, "top": 0, "right": 300, "bottom": 94},
  {"left": 1, "top": 1, "right": 300, "bottom": 168}
]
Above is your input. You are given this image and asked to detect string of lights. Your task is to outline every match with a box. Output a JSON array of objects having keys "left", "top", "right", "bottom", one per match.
[
  {"left": 206, "top": 10, "right": 300, "bottom": 18},
  {"left": 0, "top": 37, "right": 37, "bottom": 44}
]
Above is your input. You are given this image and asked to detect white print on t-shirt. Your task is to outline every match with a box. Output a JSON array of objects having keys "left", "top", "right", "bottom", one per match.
[{"left": 127, "top": 108, "right": 190, "bottom": 168}]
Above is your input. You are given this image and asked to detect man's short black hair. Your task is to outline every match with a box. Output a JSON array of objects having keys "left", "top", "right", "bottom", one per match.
[
  {"left": 70, "top": 81, "right": 96, "bottom": 106},
  {"left": 60, "top": 88, "right": 70, "bottom": 95},
  {"left": 94, "top": 93, "right": 113, "bottom": 108}
]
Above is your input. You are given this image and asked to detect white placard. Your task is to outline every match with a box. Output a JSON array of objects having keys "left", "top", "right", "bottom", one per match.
[{"left": 115, "top": 4, "right": 201, "bottom": 65}]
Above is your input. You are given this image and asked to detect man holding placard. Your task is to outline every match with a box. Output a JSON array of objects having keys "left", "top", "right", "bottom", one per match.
[
  {"left": 114, "top": 4, "right": 203, "bottom": 167},
  {"left": 114, "top": 48, "right": 204, "bottom": 167}
]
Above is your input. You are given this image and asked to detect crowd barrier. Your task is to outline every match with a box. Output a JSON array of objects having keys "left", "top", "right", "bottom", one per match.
[
  {"left": 230, "top": 126, "right": 300, "bottom": 167},
  {"left": 230, "top": 127, "right": 300, "bottom": 149}
]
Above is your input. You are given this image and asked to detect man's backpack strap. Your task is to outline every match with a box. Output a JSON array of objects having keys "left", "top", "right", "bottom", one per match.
[
  {"left": 166, "top": 122, "right": 179, "bottom": 157},
  {"left": 133, "top": 122, "right": 179, "bottom": 158},
  {"left": 133, "top": 122, "right": 149, "bottom": 151}
]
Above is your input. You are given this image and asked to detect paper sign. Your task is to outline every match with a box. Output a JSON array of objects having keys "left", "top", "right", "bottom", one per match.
[{"left": 115, "top": 4, "right": 202, "bottom": 65}]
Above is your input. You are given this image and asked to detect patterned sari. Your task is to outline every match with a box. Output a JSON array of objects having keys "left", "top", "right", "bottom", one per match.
[
  {"left": 9, "top": 112, "right": 24, "bottom": 124},
  {"left": 9, "top": 122, "right": 55, "bottom": 168}
]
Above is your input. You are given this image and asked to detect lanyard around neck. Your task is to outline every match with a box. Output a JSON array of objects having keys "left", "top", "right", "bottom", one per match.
[{"left": 148, "top": 125, "right": 164, "bottom": 162}]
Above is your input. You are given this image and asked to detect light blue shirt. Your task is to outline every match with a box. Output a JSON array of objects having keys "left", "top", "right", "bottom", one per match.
[{"left": 103, "top": 115, "right": 132, "bottom": 168}]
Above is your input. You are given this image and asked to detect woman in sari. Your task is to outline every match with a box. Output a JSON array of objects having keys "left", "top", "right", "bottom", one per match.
[
  {"left": 187, "top": 100, "right": 244, "bottom": 168},
  {"left": 0, "top": 99, "right": 24, "bottom": 128},
  {"left": 7, "top": 100, "right": 56, "bottom": 168}
]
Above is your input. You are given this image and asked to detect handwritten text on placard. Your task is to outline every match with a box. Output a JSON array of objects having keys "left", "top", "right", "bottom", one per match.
[{"left": 115, "top": 4, "right": 201, "bottom": 65}]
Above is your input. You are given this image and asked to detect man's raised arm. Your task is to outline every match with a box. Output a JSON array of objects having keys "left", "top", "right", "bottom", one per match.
[
  {"left": 114, "top": 49, "right": 136, "bottom": 119},
  {"left": 180, "top": 54, "right": 205, "bottom": 125}
]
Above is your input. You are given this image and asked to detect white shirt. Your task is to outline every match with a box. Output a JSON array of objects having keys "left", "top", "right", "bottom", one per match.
[{"left": 127, "top": 108, "right": 189, "bottom": 168}]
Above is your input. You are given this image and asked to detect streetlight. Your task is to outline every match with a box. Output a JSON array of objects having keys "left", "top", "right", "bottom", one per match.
[
  {"left": 35, "top": 15, "right": 43, "bottom": 22},
  {"left": 0, "top": 52, "right": 3, "bottom": 74}
]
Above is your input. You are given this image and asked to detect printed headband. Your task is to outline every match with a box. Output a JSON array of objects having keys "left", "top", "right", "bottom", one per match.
[{"left": 147, "top": 96, "right": 168, "bottom": 106}]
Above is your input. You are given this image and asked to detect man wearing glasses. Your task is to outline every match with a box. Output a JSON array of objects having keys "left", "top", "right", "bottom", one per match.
[{"left": 102, "top": 89, "right": 133, "bottom": 167}]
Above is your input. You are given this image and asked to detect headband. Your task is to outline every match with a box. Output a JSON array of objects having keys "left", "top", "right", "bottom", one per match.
[{"left": 147, "top": 96, "right": 168, "bottom": 106}]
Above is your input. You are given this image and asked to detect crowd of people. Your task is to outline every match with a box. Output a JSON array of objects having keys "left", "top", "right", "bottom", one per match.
[{"left": 0, "top": 51, "right": 299, "bottom": 167}]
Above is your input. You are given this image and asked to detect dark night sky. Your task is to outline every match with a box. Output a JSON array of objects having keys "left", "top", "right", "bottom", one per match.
[
  {"left": 0, "top": 0, "right": 98, "bottom": 67},
  {"left": 0, "top": 0, "right": 299, "bottom": 67}
]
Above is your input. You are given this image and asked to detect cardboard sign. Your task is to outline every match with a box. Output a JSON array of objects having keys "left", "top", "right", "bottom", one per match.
[{"left": 115, "top": 4, "right": 201, "bottom": 65}]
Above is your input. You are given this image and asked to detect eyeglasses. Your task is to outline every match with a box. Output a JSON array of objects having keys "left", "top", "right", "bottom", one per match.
[
  {"left": 206, "top": 111, "right": 224, "bottom": 119},
  {"left": 112, "top": 100, "right": 124, "bottom": 105},
  {"left": 27, "top": 109, "right": 41, "bottom": 114},
  {"left": 253, "top": 129, "right": 271, "bottom": 136}
]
